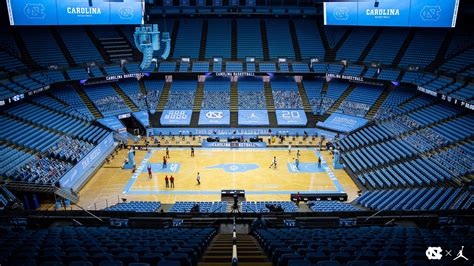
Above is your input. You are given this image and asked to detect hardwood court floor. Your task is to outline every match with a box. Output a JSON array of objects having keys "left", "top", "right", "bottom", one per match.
[{"left": 76, "top": 148, "right": 359, "bottom": 210}]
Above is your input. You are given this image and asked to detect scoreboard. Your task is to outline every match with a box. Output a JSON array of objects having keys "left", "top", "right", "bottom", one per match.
[
  {"left": 324, "top": 0, "right": 459, "bottom": 28},
  {"left": 6, "top": 0, "right": 144, "bottom": 25}
]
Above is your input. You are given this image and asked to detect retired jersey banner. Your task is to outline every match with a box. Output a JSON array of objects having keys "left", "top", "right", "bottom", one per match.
[
  {"left": 198, "top": 110, "right": 230, "bottom": 126},
  {"left": 275, "top": 110, "right": 307, "bottom": 126},
  {"left": 160, "top": 110, "right": 192, "bottom": 126},
  {"left": 238, "top": 110, "right": 269, "bottom": 126},
  {"left": 6, "top": 0, "right": 144, "bottom": 25}
]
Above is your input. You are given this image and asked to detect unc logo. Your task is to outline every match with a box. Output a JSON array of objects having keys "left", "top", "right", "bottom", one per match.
[
  {"left": 333, "top": 7, "right": 349, "bottom": 21},
  {"left": 24, "top": 3, "right": 46, "bottom": 19},
  {"left": 426, "top": 247, "right": 443, "bottom": 260},
  {"left": 118, "top": 7, "right": 134, "bottom": 19},
  {"left": 205, "top": 111, "right": 224, "bottom": 119},
  {"left": 420, "top": 6, "right": 441, "bottom": 21}
]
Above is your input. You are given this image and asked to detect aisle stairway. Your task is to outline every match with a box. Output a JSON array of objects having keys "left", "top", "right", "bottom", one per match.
[
  {"left": 264, "top": 81, "right": 277, "bottom": 127},
  {"left": 324, "top": 83, "right": 356, "bottom": 119},
  {"left": 85, "top": 27, "right": 111, "bottom": 64},
  {"left": 74, "top": 85, "right": 103, "bottom": 119},
  {"left": 50, "top": 27, "right": 75, "bottom": 66},
  {"left": 288, "top": 20, "right": 302, "bottom": 61},
  {"left": 365, "top": 85, "right": 394, "bottom": 119},
  {"left": 260, "top": 20, "right": 270, "bottom": 61},
  {"left": 191, "top": 81, "right": 205, "bottom": 127},
  {"left": 199, "top": 234, "right": 271, "bottom": 266},
  {"left": 199, "top": 20, "right": 209, "bottom": 61},
  {"left": 111, "top": 83, "right": 139, "bottom": 112},
  {"left": 156, "top": 82, "right": 171, "bottom": 112},
  {"left": 358, "top": 28, "right": 384, "bottom": 63},
  {"left": 392, "top": 29, "right": 416, "bottom": 66},
  {"left": 231, "top": 19, "right": 238, "bottom": 60},
  {"left": 296, "top": 81, "right": 315, "bottom": 126},
  {"left": 230, "top": 81, "right": 238, "bottom": 127},
  {"left": 11, "top": 29, "right": 41, "bottom": 70}
]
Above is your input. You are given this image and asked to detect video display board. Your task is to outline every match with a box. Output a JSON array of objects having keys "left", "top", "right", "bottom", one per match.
[
  {"left": 324, "top": 0, "right": 459, "bottom": 28},
  {"left": 6, "top": 0, "right": 144, "bottom": 25}
]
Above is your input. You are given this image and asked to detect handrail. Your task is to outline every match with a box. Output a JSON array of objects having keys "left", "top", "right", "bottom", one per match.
[
  {"left": 231, "top": 216, "right": 238, "bottom": 266},
  {"left": 74, "top": 204, "right": 105, "bottom": 223}
]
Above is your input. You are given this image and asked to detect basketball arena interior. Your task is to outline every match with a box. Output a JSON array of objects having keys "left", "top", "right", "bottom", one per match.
[{"left": 0, "top": 0, "right": 473, "bottom": 265}]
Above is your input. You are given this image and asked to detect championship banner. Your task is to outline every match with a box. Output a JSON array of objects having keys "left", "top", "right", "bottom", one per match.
[
  {"left": 238, "top": 110, "right": 269, "bottom": 126},
  {"left": 275, "top": 110, "right": 307, "bottom": 126},
  {"left": 198, "top": 110, "right": 230, "bottom": 126},
  {"left": 160, "top": 110, "right": 192, "bottom": 126}
]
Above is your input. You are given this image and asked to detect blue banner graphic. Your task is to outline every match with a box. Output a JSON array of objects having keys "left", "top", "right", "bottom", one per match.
[
  {"left": 198, "top": 110, "right": 230, "bottom": 126},
  {"left": 238, "top": 110, "right": 269, "bottom": 126},
  {"left": 202, "top": 141, "right": 267, "bottom": 148},
  {"left": 60, "top": 133, "right": 114, "bottom": 191},
  {"left": 275, "top": 110, "right": 307, "bottom": 126},
  {"left": 317, "top": 113, "right": 368, "bottom": 133},
  {"left": 160, "top": 110, "right": 192, "bottom": 126},
  {"left": 98, "top": 117, "right": 126, "bottom": 133},
  {"left": 324, "top": 0, "right": 459, "bottom": 28},
  {"left": 6, "top": 0, "right": 144, "bottom": 26},
  {"left": 132, "top": 111, "right": 150, "bottom": 128}
]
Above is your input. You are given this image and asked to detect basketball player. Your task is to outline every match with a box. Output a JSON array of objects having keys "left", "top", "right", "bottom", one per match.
[
  {"left": 166, "top": 147, "right": 170, "bottom": 158},
  {"left": 196, "top": 172, "right": 201, "bottom": 185},
  {"left": 191, "top": 147, "right": 195, "bottom": 157},
  {"left": 295, "top": 157, "right": 300, "bottom": 170},
  {"left": 288, "top": 144, "right": 292, "bottom": 154},
  {"left": 165, "top": 175, "right": 169, "bottom": 188},
  {"left": 296, "top": 150, "right": 301, "bottom": 159},
  {"left": 269, "top": 156, "right": 277, "bottom": 169},
  {"left": 170, "top": 175, "right": 175, "bottom": 188},
  {"left": 163, "top": 156, "right": 167, "bottom": 168},
  {"left": 147, "top": 164, "right": 152, "bottom": 179}
]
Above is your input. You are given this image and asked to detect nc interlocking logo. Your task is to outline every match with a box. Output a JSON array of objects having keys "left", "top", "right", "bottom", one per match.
[
  {"left": 205, "top": 111, "right": 224, "bottom": 119},
  {"left": 426, "top": 247, "right": 443, "bottom": 260},
  {"left": 333, "top": 7, "right": 349, "bottom": 21},
  {"left": 420, "top": 6, "right": 441, "bottom": 21},
  {"left": 24, "top": 3, "right": 46, "bottom": 19},
  {"left": 118, "top": 7, "right": 134, "bottom": 19}
]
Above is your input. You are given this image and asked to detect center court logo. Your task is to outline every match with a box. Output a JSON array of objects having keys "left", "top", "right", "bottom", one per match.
[
  {"left": 205, "top": 111, "right": 224, "bottom": 119},
  {"left": 426, "top": 247, "right": 443, "bottom": 260}
]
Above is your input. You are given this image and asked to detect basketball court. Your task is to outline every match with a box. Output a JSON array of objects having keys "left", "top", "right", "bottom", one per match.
[{"left": 75, "top": 146, "right": 359, "bottom": 210}]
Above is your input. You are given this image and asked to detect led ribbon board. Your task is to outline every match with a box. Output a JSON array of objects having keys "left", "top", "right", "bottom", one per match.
[
  {"left": 324, "top": 0, "right": 459, "bottom": 28},
  {"left": 6, "top": 0, "right": 144, "bottom": 25}
]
